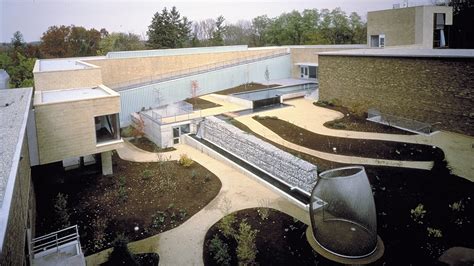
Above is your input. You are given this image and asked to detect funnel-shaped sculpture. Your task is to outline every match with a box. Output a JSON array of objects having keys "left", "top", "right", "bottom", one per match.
[{"left": 310, "top": 166, "right": 377, "bottom": 258}]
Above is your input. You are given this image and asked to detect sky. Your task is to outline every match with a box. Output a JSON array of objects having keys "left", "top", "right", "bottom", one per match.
[{"left": 0, "top": 0, "right": 433, "bottom": 42}]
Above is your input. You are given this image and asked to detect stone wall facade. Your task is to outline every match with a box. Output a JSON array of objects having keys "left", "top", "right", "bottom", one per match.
[
  {"left": 0, "top": 135, "right": 35, "bottom": 266},
  {"left": 318, "top": 55, "right": 474, "bottom": 136},
  {"left": 197, "top": 116, "right": 317, "bottom": 192},
  {"left": 34, "top": 68, "right": 103, "bottom": 91}
]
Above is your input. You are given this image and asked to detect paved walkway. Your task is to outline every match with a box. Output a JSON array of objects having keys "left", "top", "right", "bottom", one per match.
[
  {"left": 237, "top": 98, "right": 474, "bottom": 181},
  {"left": 86, "top": 142, "right": 308, "bottom": 265}
]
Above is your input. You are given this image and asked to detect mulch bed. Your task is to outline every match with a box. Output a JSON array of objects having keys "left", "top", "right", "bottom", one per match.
[
  {"left": 185, "top": 97, "right": 222, "bottom": 110},
  {"left": 314, "top": 101, "right": 414, "bottom": 135},
  {"left": 216, "top": 82, "right": 279, "bottom": 95},
  {"left": 129, "top": 137, "right": 176, "bottom": 153},
  {"left": 204, "top": 208, "right": 334, "bottom": 265},
  {"left": 254, "top": 116, "right": 444, "bottom": 162},
  {"left": 227, "top": 118, "right": 473, "bottom": 265},
  {"left": 33, "top": 154, "right": 221, "bottom": 256}
]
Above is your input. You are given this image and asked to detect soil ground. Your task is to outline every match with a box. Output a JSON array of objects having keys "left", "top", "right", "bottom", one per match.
[
  {"left": 203, "top": 208, "right": 335, "bottom": 265},
  {"left": 129, "top": 137, "right": 176, "bottom": 153},
  {"left": 227, "top": 118, "right": 473, "bottom": 265},
  {"left": 185, "top": 97, "right": 222, "bottom": 110},
  {"left": 314, "top": 101, "right": 414, "bottom": 135},
  {"left": 254, "top": 116, "right": 443, "bottom": 162},
  {"left": 216, "top": 82, "right": 279, "bottom": 95},
  {"left": 33, "top": 154, "right": 221, "bottom": 256}
]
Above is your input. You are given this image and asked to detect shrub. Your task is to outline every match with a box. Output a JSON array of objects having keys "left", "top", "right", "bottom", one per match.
[
  {"left": 236, "top": 220, "right": 258, "bottom": 265},
  {"left": 142, "top": 169, "right": 153, "bottom": 180},
  {"left": 257, "top": 208, "right": 270, "bottom": 221},
  {"left": 106, "top": 234, "right": 138, "bottom": 266},
  {"left": 427, "top": 227, "right": 443, "bottom": 238},
  {"left": 151, "top": 211, "right": 167, "bottom": 229},
  {"left": 179, "top": 154, "right": 194, "bottom": 167},
  {"left": 54, "top": 193, "right": 70, "bottom": 229},
  {"left": 117, "top": 176, "right": 128, "bottom": 203},
  {"left": 449, "top": 200, "right": 465, "bottom": 212},
  {"left": 410, "top": 203, "right": 427, "bottom": 224},
  {"left": 218, "top": 214, "right": 236, "bottom": 238},
  {"left": 209, "top": 235, "right": 231, "bottom": 266}
]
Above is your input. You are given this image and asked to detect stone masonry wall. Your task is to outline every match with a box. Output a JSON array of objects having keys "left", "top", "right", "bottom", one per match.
[
  {"left": 0, "top": 136, "right": 34, "bottom": 266},
  {"left": 319, "top": 55, "right": 474, "bottom": 136},
  {"left": 197, "top": 116, "right": 317, "bottom": 192}
]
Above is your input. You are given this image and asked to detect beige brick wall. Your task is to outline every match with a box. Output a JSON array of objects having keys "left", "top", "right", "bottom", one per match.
[
  {"left": 85, "top": 49, "right": 286, "bottom": 87},
  {"left": 0, "top": 136, "right": 34, "bottom": 266},
  {"left": 35, "top": 95, "right": 122, "bottom": 164},
  {"left": 34, "top": 68, "right": 103, "bottom": 91},
  {"left": 367, "top": 7, "right": 416, "bottom": 47},
  {"left": 319, "top": 55, "right": 474, "bottom": 136}
]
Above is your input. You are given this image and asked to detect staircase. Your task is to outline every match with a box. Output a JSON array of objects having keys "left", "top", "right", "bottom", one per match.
[{"left": 109, "top": 50, "right": 290, "bottom": 91}]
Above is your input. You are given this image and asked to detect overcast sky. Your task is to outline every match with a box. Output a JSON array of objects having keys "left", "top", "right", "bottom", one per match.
[{"left": 0, "top": 0, "right": 433, "bottom": 42}]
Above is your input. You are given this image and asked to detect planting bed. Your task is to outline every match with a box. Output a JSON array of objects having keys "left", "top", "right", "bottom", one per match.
[
  {"left": 129, "top": 137, "right": 176, "bottom": 153},
  {"left": 204, "top": 208, "right": 331, "bottom": 265},
  {"left": 314, "top": 101, "right": 414, "bottom": 135},
  {"left": 185, "top": 97, "right": 221, "bottom": 110},
  {"left": 216, "top": 82, "right": 279, "bottom": 95},
  {"left": 231, "top": 118, "right": 473, "bottom": 265},
  {"left": 254, "top": 116, "right": 443, "bottom": 161},
  {"left": 33, "top": 154, "right": 221, "bottom": 255}
]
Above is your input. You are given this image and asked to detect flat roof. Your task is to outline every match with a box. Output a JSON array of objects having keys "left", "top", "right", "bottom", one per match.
[
  {"left": 35, "top": 56, "right": 104, "bottom": 73},
  {"left": 319, "top": 48, "right": 474, "bottom": 58},
  {"left": 40, "top": 86, "right": 110, "bottom": 104},
  {"left": 0, "top": 88, "right": 32, "bottom": 251}
]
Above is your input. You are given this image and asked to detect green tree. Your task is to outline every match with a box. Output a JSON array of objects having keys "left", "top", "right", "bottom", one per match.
[
  {"left": 349, "top": 12, "right": 367, "bottom": 44},
  {"left": 147, "top": 6, "right": 191, "bottom": 49},
  {"left": 3, "top": 52, "right": 35, "bottom": 88},
  {"left": 98, "top": 32, "right": 145, "bottom": 55},
  {"left": 210, "top": 15, "right": 226, "bottom": 46},
  {"left": 250, "top": 15, "right": 271, "bottom": 46}
]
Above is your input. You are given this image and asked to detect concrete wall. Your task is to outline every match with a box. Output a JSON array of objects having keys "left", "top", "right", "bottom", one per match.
[
  {"left": 318, "top": 55, "right": 474, "bottom": 136},
  {"left": 368, "top": 7, "right": 416, "bottom": 47},
  {"left": 0, "top": 135, "right": 34, "bottom": 266},
  {"left": 34, "top": 68, "right": 103, "bottom": 91},
  {"left": 367, "top": 6, "right": 453, "bottom": 48},
  {"left": 85, "top": 49, "right": 286, "bottom": 88},
  {"left": 34, "top": 94, "right": 123, "bottom": 164},
  {"left": 119, "top": 54, "right": 292, "bottom": 125}
]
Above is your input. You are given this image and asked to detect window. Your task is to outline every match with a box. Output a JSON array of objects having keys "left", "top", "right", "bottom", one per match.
[
  {"left": 379, "top": 34, "right": 385, "bottom": 48},
  {"left": 95, "top": 113, "right": 120, "bottom": 144},
  {"left": 371, "top": 35, "right": 385, "bottom": 48},
  {"left": 172, "top": 124, "right": 191, "bottom": 144},
  {"left": 309, "top": 66, "right": 317, "bottom": 79}
]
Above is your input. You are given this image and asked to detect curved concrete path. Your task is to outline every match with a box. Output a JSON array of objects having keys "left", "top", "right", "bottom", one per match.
[
  {"left": 86, "top": 142, "right": 308, "bottom": 265},
  {"left": 235, "top": 115, "right": 434, "bottom": 170},
  {"left": 237, "top": 98, "right": 473, "bottom": 181}
]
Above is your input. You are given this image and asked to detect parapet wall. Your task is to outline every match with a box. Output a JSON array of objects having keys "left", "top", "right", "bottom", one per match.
[{"left": 197, "top": 116, "right": 317, "bottom": 192}]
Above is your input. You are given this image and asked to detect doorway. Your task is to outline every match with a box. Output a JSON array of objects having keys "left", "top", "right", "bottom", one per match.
[{"left": 172, "top": 124, "right": 191, "bottom": 144}]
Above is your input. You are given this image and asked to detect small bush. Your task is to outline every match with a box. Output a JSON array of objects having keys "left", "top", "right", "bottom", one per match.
[
  {"left": 236, "top": 220, "right": 258, "bottom": 265},
  {"left": 142, "top": 169, "right": 153, "bottom": 180},
  {"left": 117, "top": 176, "right": 128, "bottom": 203},
  {"left": 209, "top": 235, "right": 231, "bottom": 266},
  {"left": 427, "top": 227, "right": 443, "bottom": 238},
  {"left": 106, "top": 234, "right": 138, "bottom": 266},
  {"left": 151, "top": 211, "right": 167, "bottom": 229},
  {"left": 218, "top": 214, "right": 236, "bottom": 238},
  {"left": 410, "top": 203, "right": 427, "bottom": 224},
  {"left": 257, "top": 208, "right": 270, "bottom": 221},
  {"left": 54, "top": 193, "right": 70, "bottom": 229},
  {"left": 179, "top": 154, "right": 194, "bottom": 167}
]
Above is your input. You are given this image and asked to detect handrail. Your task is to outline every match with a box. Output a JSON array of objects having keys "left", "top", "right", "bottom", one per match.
[
  {"left": 31, "top": 225, "right": 80, "bottom": 256},
  {"left": 109, "top": 49, "right": 290, "bottom": 91}
]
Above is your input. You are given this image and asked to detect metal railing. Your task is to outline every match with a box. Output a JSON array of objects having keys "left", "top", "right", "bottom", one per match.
[
  {"left": 367, "top": 108, "right": 436, "bottom": 135},
  {"left": 31, "top": 225, "right": 81, "bottom": 257},
  {"left": 108, "top": 49, "right": 290, "bottom": 91}
]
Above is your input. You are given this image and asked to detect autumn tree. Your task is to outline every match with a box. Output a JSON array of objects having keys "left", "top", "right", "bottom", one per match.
[
  {"left": 147, "top": 6, "right": 191, "bottom": 49},
  {"left": 40, "top": 25, "right": 102, "bottom": 58}
]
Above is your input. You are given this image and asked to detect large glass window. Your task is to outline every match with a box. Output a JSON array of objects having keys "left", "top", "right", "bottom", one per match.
[
  {"left": 95, "top": 113, "right": 120, "bottom": 144},
  {"left": 309, "top": 66, "right": 317, "bottom": 79}
]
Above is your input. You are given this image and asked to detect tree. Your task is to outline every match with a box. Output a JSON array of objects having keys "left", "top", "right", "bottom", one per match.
[
  {"left": 224, "top": 20, "right": 252, "bottom": 46},
  {"left": 40, "top": 25, "right": 72, "bottom": 58},
  {"left": 210, "top": 15, "right": 226, "bottom": 46},
  {"left": 98, "top": 32, "right": 145, "bottom": 55},
  {"left": 250, "top": 15, "right": 271, "bottom": 46},
  {"left": 349, "top": 12, "right": 367, "bottom": 44},
  {"left": 147, "top": 6, "right": 191, "bottom": 49},
  {"left": 11, "top": 31, "right": 26, "bottom": 51},
  {"left": 54, "top": 193, "right": 70, "bottom": 229}
]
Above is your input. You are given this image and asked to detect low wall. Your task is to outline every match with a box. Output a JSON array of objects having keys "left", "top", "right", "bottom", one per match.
[{"left": 197, "top": 116, "right": 317, "bottom": 192}]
